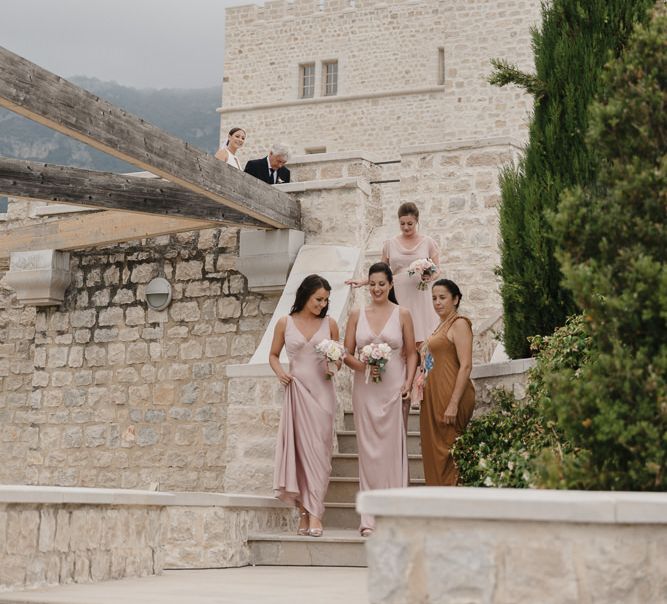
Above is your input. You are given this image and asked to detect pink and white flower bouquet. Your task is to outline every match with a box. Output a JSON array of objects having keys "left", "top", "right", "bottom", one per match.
[
  {"left": 315, "top": 339, "right": 346, "bottom": 379},
  {"left": 408, "top": 257, "right": 438, "bottom": 290},
  {"left": 359, "top": 342, "right": 392, "bottom": 383}
]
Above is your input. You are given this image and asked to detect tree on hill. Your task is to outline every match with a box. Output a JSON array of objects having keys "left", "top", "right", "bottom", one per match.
[{"left": 491, "top": 0, "right": 655, "bottom": 358}]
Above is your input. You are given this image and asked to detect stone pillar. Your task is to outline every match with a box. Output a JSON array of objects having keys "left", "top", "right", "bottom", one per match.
[
  {"left": 237, "top": 229, "right": 305, "bottom": 293},
  {"left": 4, "top": 249, "right": 71, "bottom": 306}
]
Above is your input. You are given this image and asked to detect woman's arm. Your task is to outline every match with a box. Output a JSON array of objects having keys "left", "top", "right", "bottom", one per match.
[
  {"left": 426, "top": 236, "right": 442, "bottom": 281},
  {"left": 269, "top": 317, "right": 292, "bottom": 386},
  {"left": 214, "top": 147, "right": 229, "bottom": 162},
  {"left": 443, "top": 319, "right": 473, "bottom": 424},
  {"left": 328, "top": 317, "right": 343, "bottom": 375},
  {"left": 400, "top": 308, "right": 418, "bottom": 396},
  {"left": 343, "top": 310, "right": 365, "bottom": 372}
]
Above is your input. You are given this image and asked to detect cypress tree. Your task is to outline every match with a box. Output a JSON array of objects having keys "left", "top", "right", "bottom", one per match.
[
  {"left": 492, "top": 0, "right": 655, "bottom": 358},
  {"left": 543, "top": 6, "right": 667, "bottom": 490}
]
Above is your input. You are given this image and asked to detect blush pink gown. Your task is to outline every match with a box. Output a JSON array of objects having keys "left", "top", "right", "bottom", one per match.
[
  {"left": 273, "top": 316, "right": 337, "bottom": 520},
  {"left": 383, "top": 236, "right": 440, "bottom": 343},
  {"left": 353, "top": 305, "right": 408, "bottom": 531}
]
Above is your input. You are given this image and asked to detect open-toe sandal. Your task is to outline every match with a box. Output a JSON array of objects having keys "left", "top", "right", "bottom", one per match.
[{"left": 297, "top": 511, "right": 309, "bottom": 536}]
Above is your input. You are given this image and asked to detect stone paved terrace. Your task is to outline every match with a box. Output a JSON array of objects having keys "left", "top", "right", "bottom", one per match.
[{"left": 0, "top": 567, "right": 370, "bottom": 604}]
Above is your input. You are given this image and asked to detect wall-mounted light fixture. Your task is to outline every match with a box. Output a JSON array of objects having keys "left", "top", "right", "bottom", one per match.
[{"left": 145, "top": 277, "right": 172, "bottom": 311}]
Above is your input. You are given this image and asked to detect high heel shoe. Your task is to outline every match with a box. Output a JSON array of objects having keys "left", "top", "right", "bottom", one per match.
[
  {"left": 308, "top": 527, "right": 323, "bottom": 537},
  {"left": 360, "top": 528, "right": 373, "bottom": 538},
  {"left": 297, "top": 510, "right": 309, "bottom": 536}
]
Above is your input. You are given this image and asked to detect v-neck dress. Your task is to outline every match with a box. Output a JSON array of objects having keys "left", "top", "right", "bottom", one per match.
[
  {"left": 383, "top": 236, "right": 440, "bottom": 342},
  {"left": 352, "top": 305, "right": 408, "bottom": 531},
  {"left": 273, "top": 316, "right": 337, "bottom": 520}
]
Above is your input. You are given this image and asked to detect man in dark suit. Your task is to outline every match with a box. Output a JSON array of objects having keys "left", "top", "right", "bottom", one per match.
[{"left": 244, "top": 143, "right": 291, "bottom": 185}]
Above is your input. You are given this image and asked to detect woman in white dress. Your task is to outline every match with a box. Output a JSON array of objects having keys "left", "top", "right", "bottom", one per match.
[{"left": 214, "top": 127, "right": 246, "bottom": 169}]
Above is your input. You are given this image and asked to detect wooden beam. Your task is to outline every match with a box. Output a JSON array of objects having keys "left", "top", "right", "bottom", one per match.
[
  {"left": 0, "top": 211, "right": 215, "bottom": 259},
  {"left": 0, "top": 157, "right": 266, "bottom": 227},
  {"left": 0, "top": 45, "right": 300, "bottom": 229}
]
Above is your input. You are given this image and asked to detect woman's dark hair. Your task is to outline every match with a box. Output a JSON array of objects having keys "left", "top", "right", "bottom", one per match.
[
  {"left": 397, "top": 202, "right": 419, "bottom": 221},
  {"left": 432, "top": 278, "right": 463, "bottom": 309},
  {"left": 226, "top": 127, "right": 246, "bottom": 146},
  {"left": 368, "top": 262, "right": 398, "bottom": 304},
  {"left": 290, "top": 274, "right": 331, "bottom": 318}
]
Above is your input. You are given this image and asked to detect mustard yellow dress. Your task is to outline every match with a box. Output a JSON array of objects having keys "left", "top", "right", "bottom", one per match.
[{"left": 420, "top": 314, "right": 476, "bottom": 486}]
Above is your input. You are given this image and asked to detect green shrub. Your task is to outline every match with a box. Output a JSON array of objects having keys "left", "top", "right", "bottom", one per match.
[
  {"left": 454, "top": 316, "right": 589, "bottom": 487},
  {"left": 544, "top": 8, "right": 667, "bottom": 491},
  {"left": 492, "top": 0, "right": 655, "bottom": 358}
]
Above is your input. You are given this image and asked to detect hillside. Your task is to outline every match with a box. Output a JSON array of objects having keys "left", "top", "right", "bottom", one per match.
[{"left": 0, "top": 77, "right": 221, "bottom": 173}]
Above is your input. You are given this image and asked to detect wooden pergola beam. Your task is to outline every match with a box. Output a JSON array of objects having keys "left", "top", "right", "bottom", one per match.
[
  {"left": 0, "top": 156, "right": 265, "bottom": 227},
  {"left": 0, "top": 45, "right": 299, "bottom": 229},
  {"left": 0, "top": 211, "right": 214, "bottom": 259}
]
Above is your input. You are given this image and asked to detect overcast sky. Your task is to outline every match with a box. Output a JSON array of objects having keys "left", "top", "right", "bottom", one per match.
[{"left": 0, "top": 0, "right": 244, "bottom": 89}]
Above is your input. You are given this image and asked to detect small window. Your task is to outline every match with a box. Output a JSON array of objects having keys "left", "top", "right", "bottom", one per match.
[
  {"left": 299, "top": 63, "right": 315, "bottom": 99},
  {"left": 438, "top": 48, "right": 445, "bottom": 85},
  {"left": 323, "top": 61, "right": 338, "bottom": 96},
  {"left": 0, "top": 196, "right": 8, "bottom": 213}
]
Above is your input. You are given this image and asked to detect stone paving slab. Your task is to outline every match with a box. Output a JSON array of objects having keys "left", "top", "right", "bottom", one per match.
[{"left": 0, "top": 567, "right": 370, "bottom": 604}]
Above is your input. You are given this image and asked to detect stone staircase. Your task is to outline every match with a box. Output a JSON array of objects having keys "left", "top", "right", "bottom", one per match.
[{"left": 248, "top": 409, "right": 422, "bottom": 567}]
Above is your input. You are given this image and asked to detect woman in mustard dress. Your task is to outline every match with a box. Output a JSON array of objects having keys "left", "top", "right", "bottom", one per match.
[{"left": 419, "top": 279, "right": 475, "bottom": 486}]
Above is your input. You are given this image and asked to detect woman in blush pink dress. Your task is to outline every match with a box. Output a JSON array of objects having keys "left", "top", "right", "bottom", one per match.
[
  {"left": 344, "top": 262, "right": 418, "bottom": 536},
  {"left": 347, "top": 202, "right": 440, "bottom": 348},
  {"left": 269, "top": 275, "right": 341, "bottom": 537}
]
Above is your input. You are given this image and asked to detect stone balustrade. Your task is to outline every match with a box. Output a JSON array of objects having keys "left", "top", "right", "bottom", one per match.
[{"left": 358, "top": 487, "right": 667, "bottom": 604}]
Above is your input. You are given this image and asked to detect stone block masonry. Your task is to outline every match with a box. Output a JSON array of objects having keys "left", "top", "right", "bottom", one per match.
[
  {"left": 0, "top": 226, "right": 280, "bottom": 492},
  {"left": 221, "top": 0, "right": 540, "bottom": 158}
]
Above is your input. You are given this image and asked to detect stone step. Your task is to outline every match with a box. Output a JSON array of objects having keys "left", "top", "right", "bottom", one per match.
[
  {"left": 343, "top": 409, "right": 421, "bottom": 432},
  {"left": 325, "top": 476, "right": 425, "bottom": 503},
  {"left": 331, "top": 453, "right": 425, "bottom": 480},
  {"left": 337, "top": 430, "right": 422, "bottom": 455},
  {"left": 248, "top": 529, "right": 366, "bottom": 567},
  {"left": 322, "top": 503, "right": 358, "bottom": 529}
]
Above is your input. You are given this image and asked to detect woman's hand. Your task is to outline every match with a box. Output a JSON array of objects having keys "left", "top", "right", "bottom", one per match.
[
  {"left": 400, "top": 381, "right": 411, "bottom": 399},
  {"left": 443, "top": 402, "right": 458, "bottom": 425},
  {"left": 369, "top": 364, "right": 380, "bottom": 378},
  {"left": 277, "top": 372, "right": 293, "bottom": 387},
  {"left": 345, "top": 278, "right": 366, "bottom": 288}
]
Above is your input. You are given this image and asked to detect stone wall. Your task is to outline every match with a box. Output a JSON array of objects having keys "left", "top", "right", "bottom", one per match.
[
  {"left": 0, "top": 502, "right": 163, "bottom": 591},
  {"left": 359, "top": 488, "right": 667, "bottom": 604},
  {"left": 0, "top": 221, "right": 279, "bottom": 491},
  {"left": 220, "top": 0, "right": 540, "bottom": 157},
  {"left": 0, "top": 487, "right": 295, "bottom": 591}
]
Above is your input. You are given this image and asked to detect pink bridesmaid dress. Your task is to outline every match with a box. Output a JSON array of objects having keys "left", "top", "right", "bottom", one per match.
[
  {"left": 353, "top": 305, "right": 408, "bottom": 531},
  {"left": 273, "top": 317, "right": 337, "bottom": 521},
  {"left": 383, "top": 236, "right": 440, "bottom": 343}
]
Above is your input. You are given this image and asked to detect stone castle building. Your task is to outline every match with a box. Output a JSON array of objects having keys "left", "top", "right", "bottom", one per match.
[{"left": 0, "top": 0, "right": 539, "bottom": 551}]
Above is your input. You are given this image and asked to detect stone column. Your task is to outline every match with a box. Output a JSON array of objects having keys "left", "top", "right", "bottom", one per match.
[{"left": 4, "top": 249, "right": 71, "bottom": 306}]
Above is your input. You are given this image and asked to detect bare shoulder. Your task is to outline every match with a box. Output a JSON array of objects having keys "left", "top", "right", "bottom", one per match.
[
  {"left": 275, "top": 315, "right": 289, "bottom": 330},
  {"left": 451, "top": 316, "right": 473, "bottom": 334},
  {"left": 398, "top": 306, "right": 412, "bottom": 319},
  {"left": 328, "top": 316, "right": 339, "bottom": 330}
]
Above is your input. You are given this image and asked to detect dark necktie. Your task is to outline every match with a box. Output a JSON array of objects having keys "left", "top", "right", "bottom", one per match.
[{"left": 269, "top": 168, "right": 275, "bottom": 183}]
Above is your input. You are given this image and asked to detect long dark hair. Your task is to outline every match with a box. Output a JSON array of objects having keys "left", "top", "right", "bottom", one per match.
[
  {"left": 290, "top": 274, "right": 331, "bottom": 318},
  {"left": 368, "top": 262, "right": 399, "bottom": 305},
  {"left": 432, "top": 278, "right": 463, "bottom": 308}
]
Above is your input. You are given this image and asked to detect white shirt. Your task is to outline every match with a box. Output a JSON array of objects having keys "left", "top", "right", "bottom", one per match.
[{"left": 266, "top": 156, "right": 277, "bottom": 183}]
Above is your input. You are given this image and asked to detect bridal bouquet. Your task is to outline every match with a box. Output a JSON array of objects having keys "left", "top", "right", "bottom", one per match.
[
  {"left": 408, "top": 258, "right": 438, "bottom": 290},
  {"left": 315, "top": 339, "right": 346, "bottom": 380},
  {"left": 359, "top": 342, "right": 392, "bottom": 383}
]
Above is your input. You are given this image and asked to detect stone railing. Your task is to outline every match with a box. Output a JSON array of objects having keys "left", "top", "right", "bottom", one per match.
[
  {"left": 358, "top": 487, "right": 667, "bottom": 604},
  {"left": 0, "top": 486, "right": 293, "bottom": 592}
]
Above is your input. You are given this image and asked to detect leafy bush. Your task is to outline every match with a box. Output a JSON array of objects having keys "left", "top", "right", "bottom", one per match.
[
  {"left": 544, "top": 7, "right": 667, "bottom": 491},
  {"left": 454, "top": 316, "right": 589, "bottom": 487}
]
